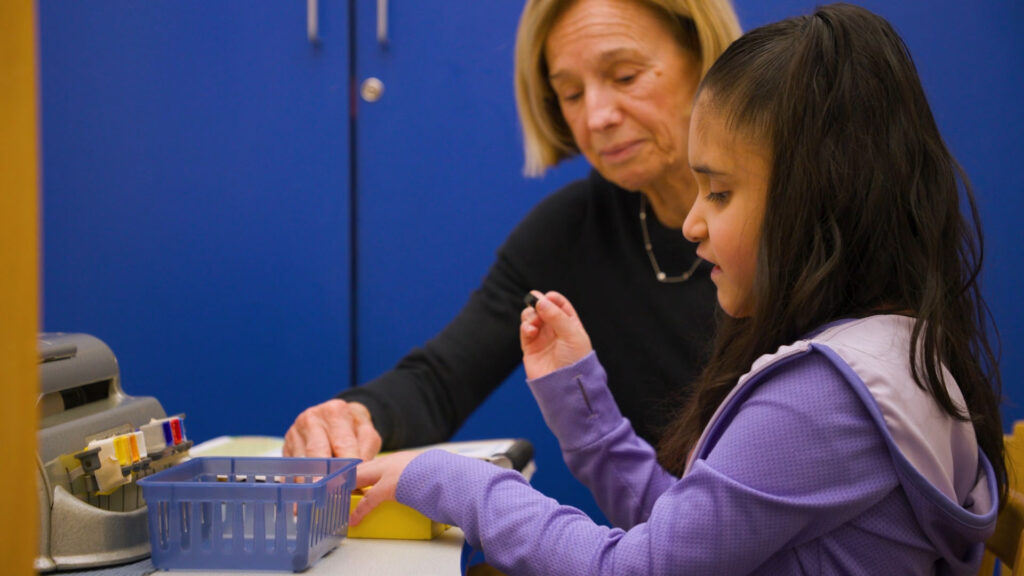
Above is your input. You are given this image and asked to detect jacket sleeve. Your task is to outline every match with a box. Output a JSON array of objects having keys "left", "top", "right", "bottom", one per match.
[
  {"left": 396, "top": 353, "right": 901, "bottom": 576},
  {"left": 526, "top": 352, "right": 676, "bottom": 528}
]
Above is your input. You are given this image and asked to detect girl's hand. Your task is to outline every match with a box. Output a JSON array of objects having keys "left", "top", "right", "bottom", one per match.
[
  {"left": 350, "top": 450, "right": 421, "bottom": 526},
  {"left": 520, "top": 290, "right": 593, "bottom": 380}
]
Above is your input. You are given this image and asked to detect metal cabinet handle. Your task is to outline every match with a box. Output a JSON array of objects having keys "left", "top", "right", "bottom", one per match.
[
  {"left": 377, "top": 0, "right": 388, "bottom": 47},
  {"left": 308, "top": 0, "right": 319, "bottom": 44}
]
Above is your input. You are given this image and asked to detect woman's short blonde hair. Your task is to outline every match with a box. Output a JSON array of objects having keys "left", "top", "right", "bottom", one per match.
[{"left": 514, "top": 0, "right": 742, "bottom": 176}]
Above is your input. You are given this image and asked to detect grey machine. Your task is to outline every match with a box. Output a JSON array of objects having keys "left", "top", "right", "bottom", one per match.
[{"left": 35, "top": 333, "right": 191, "bottom": 572}]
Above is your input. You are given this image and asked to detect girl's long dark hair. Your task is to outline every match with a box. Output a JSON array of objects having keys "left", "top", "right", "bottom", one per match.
[{"left": 657, "top": 3, "right": 1006, "bottom": 503}]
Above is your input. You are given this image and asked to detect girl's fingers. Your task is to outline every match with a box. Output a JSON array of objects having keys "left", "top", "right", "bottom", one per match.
[
  {"left": 519, "top": 321, "right": 539, "bottom": 346},
  {"left": 355, "top": 459, "right": 384, "bottom": 490},
  {"left": 351, "top": 486, "right": 385, "bottom": 526},
  {"left": 541, "top": 291, "right": 579, "bottom": 319},
  {"left": 520, "top": 305, "right": 537, "bottom": 323},
  {"left": 532, "top": 293, "right": 580, "bottom": 336},
  {"left": 349, "top": 450, "right": 420, "bottom": 526}
]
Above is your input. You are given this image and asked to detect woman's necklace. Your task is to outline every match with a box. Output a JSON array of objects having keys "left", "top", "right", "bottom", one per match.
[{"left": 640, "top": 195, "right": 702, "bottom": 283}]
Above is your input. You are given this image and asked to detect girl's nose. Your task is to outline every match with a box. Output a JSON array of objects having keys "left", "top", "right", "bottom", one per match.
[{"left": 682, "top": 203, "right": 706, "bottom": 244}]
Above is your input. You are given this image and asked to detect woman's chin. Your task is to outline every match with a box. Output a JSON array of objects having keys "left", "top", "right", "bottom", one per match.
[{"left": 599, "top": 169, "right": 653, "bottom": 193}]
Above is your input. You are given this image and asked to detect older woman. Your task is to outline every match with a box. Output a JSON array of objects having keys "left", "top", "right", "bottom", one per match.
[{"left": 284, "top": 0, "right": 741, "bottom": 463}]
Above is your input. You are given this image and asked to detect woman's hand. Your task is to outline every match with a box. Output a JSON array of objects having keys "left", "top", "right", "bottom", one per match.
[
  {"left": 283, "top": 399, "right": 382, "bottom": 463},
  {"left": 350, "top": 450, "right": 421, "bottom": 526},
  {"left": 520, "top": 290, "right": 593, "bottom": 380}
]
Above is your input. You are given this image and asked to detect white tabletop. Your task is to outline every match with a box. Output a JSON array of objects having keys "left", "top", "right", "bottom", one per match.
[
  {"left": 155, "top": 526, "right": 466, "bottom": 576},
  {"left": 303, "top": 527, "right": 465, "bottom": 576}
]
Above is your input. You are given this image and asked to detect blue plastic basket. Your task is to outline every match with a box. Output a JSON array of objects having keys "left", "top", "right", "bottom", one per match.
[{"left": 137, "top": 457, "right": 359, "bottom": 572}]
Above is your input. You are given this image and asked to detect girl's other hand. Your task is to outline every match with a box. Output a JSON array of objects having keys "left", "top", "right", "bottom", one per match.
[
  {"left": 520, "top": 290, "right": 593, "bottom": 380},
  {"left": 350, "top": 450, "right": 421, "bottom": 526}
]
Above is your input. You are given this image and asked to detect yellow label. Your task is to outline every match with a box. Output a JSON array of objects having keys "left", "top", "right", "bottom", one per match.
[{"left": 113, "top": 436, "right": 131, "bottom": 466}]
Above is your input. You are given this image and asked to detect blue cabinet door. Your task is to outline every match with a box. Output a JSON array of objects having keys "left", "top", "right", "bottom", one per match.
[
  {"left": 38, "top": 1, "right": 352, "bottom": 442},
  {"left": 351, "top": 0, "right": 598, "bottom": 520}
]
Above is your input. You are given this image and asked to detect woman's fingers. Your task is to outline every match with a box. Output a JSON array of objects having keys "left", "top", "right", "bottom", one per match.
[{"left": 283, "top": 399, "right": 382, "bottom": 461}]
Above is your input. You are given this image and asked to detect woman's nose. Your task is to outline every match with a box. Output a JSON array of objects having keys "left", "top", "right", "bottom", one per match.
[{"left": 585, "top": 88, "right": 621, "bottom": 131}]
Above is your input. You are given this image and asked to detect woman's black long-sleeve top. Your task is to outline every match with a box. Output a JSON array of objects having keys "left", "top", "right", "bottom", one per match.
[{"left": 339, "top": 170, "right": 718, "bottom": 449}]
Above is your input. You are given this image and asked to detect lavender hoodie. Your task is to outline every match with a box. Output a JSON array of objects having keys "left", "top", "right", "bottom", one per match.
[{"left": 397, "top": 315, "right": 997, "bottom": 575}]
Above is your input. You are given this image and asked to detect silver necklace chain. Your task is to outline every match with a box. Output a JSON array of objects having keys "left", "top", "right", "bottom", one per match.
[{"left": 639, "top": 195, "right": 702, "bottom": 283}]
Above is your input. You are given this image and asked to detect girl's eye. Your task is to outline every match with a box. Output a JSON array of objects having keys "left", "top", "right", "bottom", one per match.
[
  {"left": 561, "top": 92, "right": 582, "bottom": 103},
  {"left": 706, "top": 191, "right": 730, "bottom": 204}
]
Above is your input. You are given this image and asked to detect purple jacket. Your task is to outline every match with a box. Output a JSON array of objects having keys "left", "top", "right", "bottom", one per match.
[{"left": 397, "top": 315, "right": 997, "bottom": 575}]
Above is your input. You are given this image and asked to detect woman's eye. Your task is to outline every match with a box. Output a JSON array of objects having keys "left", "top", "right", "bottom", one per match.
[
  {"left": 614, "top": 73, "right": 637, "bottom": 85},
  {"left": 554, "top": 87, "right": 581, "bottom": 103}
]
